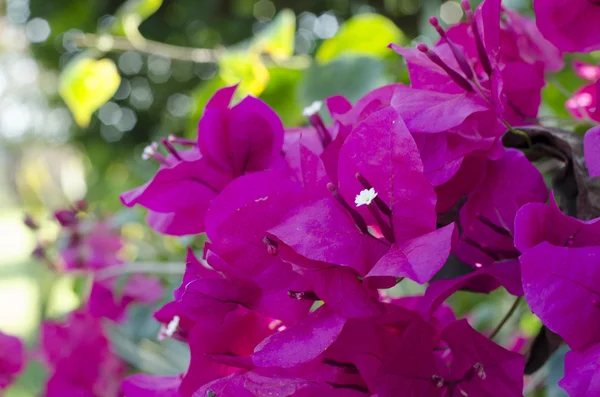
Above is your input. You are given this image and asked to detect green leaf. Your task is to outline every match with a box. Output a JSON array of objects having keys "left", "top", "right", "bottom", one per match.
[
  {"left": 107, "top": 325, "right": 187, "bottom": 375},
  {"left": 299, "top": 56, "right": 390, "bottom": 107},
  {"left": 260, "top": 66, "right": 304, "bottom": 126},
  {"left": 95, "top": 262, "right": 185, "bottom": 280},
  {"left": 251, "top": 9, "right": 296, "bottom": 59},
  {"left": 316, "top": 13, "right": 405, "bottom": 63},
  {"left": 219, "top": 52, "right": 270, "bottom": 97},
  {"left": 112, "top": 0, "right": 164, "bottom": 37},
  {"left": 59, "top": 57, "right": 121, "bottom": 127}
]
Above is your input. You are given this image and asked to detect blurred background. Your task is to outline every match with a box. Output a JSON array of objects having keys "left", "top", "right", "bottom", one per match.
[{"left": 0, "top": 0, "right": 575, "bottom": 395}]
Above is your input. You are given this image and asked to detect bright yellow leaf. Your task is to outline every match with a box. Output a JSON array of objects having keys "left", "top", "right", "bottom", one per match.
[
  {"left": 219, "top": 52, "right": 270, "bottom": 97},
  {"left": 59, "top": 57, "right": 121, "bottom": 127},
  {"left": 251, "top": 9, "right": 296, "bottom": 60}
]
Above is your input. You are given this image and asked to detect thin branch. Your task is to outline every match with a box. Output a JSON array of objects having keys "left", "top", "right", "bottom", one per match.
[
  {"left": 72, "top": 33, "right": 225, "bottom": 63},
  {"left": 94, "top": 261, "right": 186, "bottom": 280},
  {"left": 489, "top": 296, "right": 522, "bottom": 340},
  {"left": 70, "top": 33, "right": 312, "bottom": 69}
]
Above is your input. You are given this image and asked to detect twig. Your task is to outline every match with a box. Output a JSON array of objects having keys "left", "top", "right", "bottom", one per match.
[
  {"left": 72, "top": 33, "right": 225, "bottom": 63},
  {"left": 93, "top": 261, "right": 186, "bottom": 280},
  {"left": 489, "top": 296, "right": 522, "bottom": 340},
  {"left": 70, "top": 33, "right": 312, "bottom": 69}
]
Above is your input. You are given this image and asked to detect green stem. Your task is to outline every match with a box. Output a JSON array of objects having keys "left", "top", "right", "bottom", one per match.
[{"left": 489, "top": 296, "right": 522, "bottom": 340}]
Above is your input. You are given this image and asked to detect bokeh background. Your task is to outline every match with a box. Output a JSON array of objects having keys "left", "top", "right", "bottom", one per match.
[{"left": 0, "top": 0, "right": 578, "bottom": 395}]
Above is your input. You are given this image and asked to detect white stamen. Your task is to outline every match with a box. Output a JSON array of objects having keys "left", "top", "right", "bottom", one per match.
[
  {"left": 158, "top": 315, "right": 180, "bottom": 340},
  {"left": 302, "top": 101, "right": 323, "bottom": 117},
  {"left": 355, "top": 188, "right": 378, "bottom": 207},
  {"left": 142, "top": 142, "right": 158, "bottom": 160},
  {"left": 168, "top": 134, "right": 177, "bottom": 143}
]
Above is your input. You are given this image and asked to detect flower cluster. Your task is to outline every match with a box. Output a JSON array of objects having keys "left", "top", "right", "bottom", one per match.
[
  {"left": 22, "top": 205, "right": 164, "bottom": 396},
  {"left": 7, "top": 0, "right": 600, "bottom": 395},
  {"left": 0, "top": 331, "right": 25, "bottom": 391},
  {"left": 118, "top": 0, "right": 600, "bottom": 395}
]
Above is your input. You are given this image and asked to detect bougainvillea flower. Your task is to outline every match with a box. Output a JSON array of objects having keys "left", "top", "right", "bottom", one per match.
[
  {"left": 514, "top": 196, "right": 600, "bottom": 252},
  {"left": 455, "top": 149, "right": 548, "bottom": 269},
  {"left": 566, "top": 80, "right": 600, "bottom": 123},
  {"left": 441, "top": 4, "right": 548, "bottom": 125},
  {"left": 0, "top": 331, "right": 25, "bottom": 390},
  {"left": 194, "top": 368, "right": 366, "bottom": 397},
  {"left": 121, "top": 150, "right": 232, "bottom": 236},
  {"left": 559, "top": 343, "right": 600, "bottom": 396},
  {"left": 520, "top": 242, "right": 600, "bottom": 350},
  {"left": 251, "top": 305, "right": 346, "bottom": 369},
  {"left": 501, "top": 9, "right": 564, "bottom": 72},
  {"left": 179, "top": 308, "right": 273, "bottom": 396},
  {"left": 59, "top": 220, "right": 124, "bottom": 271},
  {"left": 122, "top": 374, "right": 182, "bottom": 397},
  {"left": 439, "top": 320, "right": 524, "bottom": 396},
  {"left": 584, "top": 126, "right": 600, "bottom": 177},
  {"left": 337, "top": 107, "right": 455, "bottom": 282},
  {"left": 276, "top": 107, "right": 453, "bottom": 284},
  {"left": 516, "top": 197, "right": 600, "bottom": 349},
  {"left": 41, "top": 311, "right": 126, "bottom": 397},
  {"left": 121, "top": 85, "right": 285, "bottom": 236},
  {"left": 203, "top": 171, "right": 313, "bottom": 323},
  {"left": 87, "top": 274, "right": 163, "bottom": 322},
  {"left": 199, "top": 85, "right": 284, "bottom": 173},
  {"left": 574, "top": 60, "right": 600, "bottom": 81},
  {"left": 533, "top": 0, "right": 600, "bottom": 53},
  {"left": 375, "top": 318, "right": 524, "bottom": 396}
]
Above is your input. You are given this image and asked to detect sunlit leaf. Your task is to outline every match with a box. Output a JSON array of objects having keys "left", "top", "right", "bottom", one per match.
[
  {"left": 59, "top": 57, "right": 121, "bottom": 127},
  {"left": 260, "top": 66, "right": 304, "bottom": 126},
  {"left": 112, "top": 0, "right": 164, "bottom": 37},
  {"left": 251, "top": 9, "right": 296, "bottom": 60},
  {"left": 219, "top": 52, "right": 270, "bottom": 97},
  {"left": 299, "top": 56, "right": 389, "bottom": 107},
  {"left": 316, "top": 13, "right": 405, "bottom": 63}
]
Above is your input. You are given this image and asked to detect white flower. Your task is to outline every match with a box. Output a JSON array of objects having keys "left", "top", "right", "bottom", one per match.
[
  {"left": 141, "top": 142, "right": 158, "bottom": 160},
  {"left": 355, "top": 188, "right": 378, "bottom": 207},
  {"left": 302, "top": 101, "right": 323, "bottom": 117}
]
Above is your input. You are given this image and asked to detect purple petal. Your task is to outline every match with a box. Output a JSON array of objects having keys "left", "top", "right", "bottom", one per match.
[
  {"left": 559, "top": 344, "right": 600, "bottom": 397},
  {"left": 367, "top": 223, "right": 456, "bottom": 284},
  {"left": 122, "top": 374, "right": 181, "bottom": 397},
  {"left": 521, "top": 242, "right": 600, "bottom": 349},
  {"left": 252, "top": 305, "right": 346, "bottom": 368},
  {"left": 337, "top": 106, "right": 437, "bottom": 242}
]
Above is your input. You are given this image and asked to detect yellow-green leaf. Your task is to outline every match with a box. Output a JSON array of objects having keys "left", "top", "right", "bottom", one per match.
[
  {"left": 251, "top": 9, "right": 295, "bottom": 59},
  {"left": 316, "top": 13, "right": 405, "bottom": 63},
  {"left": 219, "top": 52, "right": 270, "bottom": 97},
  {"left": 59, "top": 57, "right": 121, "bottom": 127},
  {"left": 112, "top": 0, "right": 163, "bottom": 38}
]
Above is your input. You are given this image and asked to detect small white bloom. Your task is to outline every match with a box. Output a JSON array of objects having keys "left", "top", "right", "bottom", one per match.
[
  {"left": 141, "top": 142, "right": 158, "bottom": 160},
  {"left": 302, "top": 100, "right": 323, "bottom": 117},
  {"left": 355, "top": 188, "right": 378, "bottom": 207},
  {"left": 158, "top": 315, "right": 180, "bottom": 341}
]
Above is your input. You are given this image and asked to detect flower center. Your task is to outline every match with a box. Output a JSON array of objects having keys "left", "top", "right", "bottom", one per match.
[{"left": 355, "top": 188, "right": 378, "bottom": 207}]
